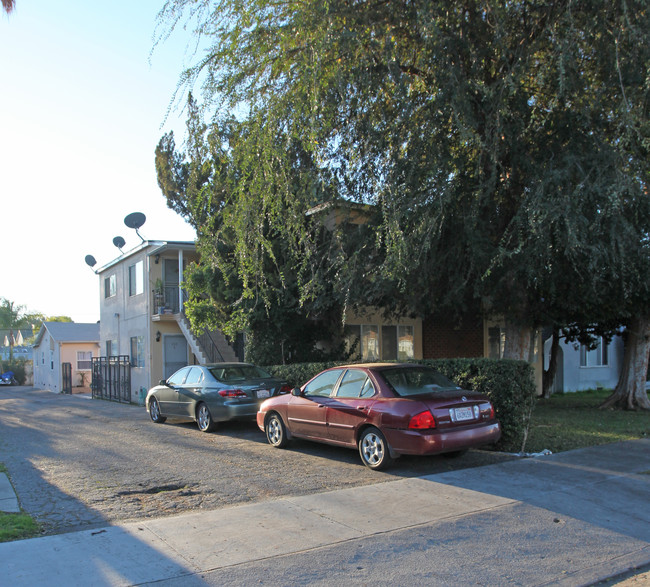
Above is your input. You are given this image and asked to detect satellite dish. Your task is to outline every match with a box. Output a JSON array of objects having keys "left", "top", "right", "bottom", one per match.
[
  {"left": 85, "top": 255, "right": 97, "bottom": 268},
  {"left": 124, "top": 212, "right": 146, "bottom": 242},
  {"left": 113, "top": 236, "right": 126, "bottom": 252}
]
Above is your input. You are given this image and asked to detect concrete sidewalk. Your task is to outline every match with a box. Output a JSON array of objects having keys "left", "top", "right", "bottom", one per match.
[{"left": 1, "top": 439, "right": 649, "bottom": 586}]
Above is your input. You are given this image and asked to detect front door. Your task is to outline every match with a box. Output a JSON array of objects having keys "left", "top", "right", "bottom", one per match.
[{"left": 163, "top": 335, "right": 187, "bottom": 380}]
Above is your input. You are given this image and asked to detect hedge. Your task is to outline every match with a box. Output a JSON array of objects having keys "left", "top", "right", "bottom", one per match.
[
  {"left": 266, "top": 357, "right": 536, "bottom": 453},
  {"left": 1, "top": 360, "right": 27, "bottom": 386}
]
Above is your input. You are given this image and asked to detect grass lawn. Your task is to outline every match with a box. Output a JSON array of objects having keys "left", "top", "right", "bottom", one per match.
[
  {"left": 523, "top": 389, "right": 650, "bottom": 454},
  {"left": 0, "top": 463, "right": 41, "bottom": 543}
]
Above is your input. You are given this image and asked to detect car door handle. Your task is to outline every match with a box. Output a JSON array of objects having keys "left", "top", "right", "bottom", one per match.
[
  {"left": 357, "top": 406, "right": 367, "bottom": 411},
  {"left": 318, "top": 404, "right": 326, "bottom": 408}
]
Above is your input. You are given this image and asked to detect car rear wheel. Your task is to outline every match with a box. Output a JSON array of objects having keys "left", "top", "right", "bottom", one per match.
[
  {"left": 359, "top": 427, "right": 393, "bottom": 470},
  {"left": 149, "top": 398, "right": 166, "bottom": 424},
  {"left": 266, "top": 413, "right": 289, "bottom": 448},
  {"left": 196, "top": 402, "right": 216, "bottom": 433}
]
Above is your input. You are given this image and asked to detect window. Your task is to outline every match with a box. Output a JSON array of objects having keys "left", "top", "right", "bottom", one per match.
[
  {"left": 184, "top": 367, "right": 203, "bottom": 385},
  {"left": 580, "top": 338, "right": 608, "bottom": 367},
  {"left": 77, "top": 351, "right": 92, "bottom": 370},
  {"left": 488, "top": 327, "right": 505, "bottom": 359},
  {"left": 335, "top": 369, "right": 375, "bottom": 398},
  {"left": 398, "top": 325, "right": 414, "bottom": 361},
  {"left": 361, "top": 325, "right": 379, "bottom": 361},
  {"left": 304, "top": 369, "right": 344, "bottom": 397},
  {"left": 128, "top": 260, "right": 144, "bottom": 296},
  {"left": 106, "top": 340, "right": 117, "bottom": 357},
  {"left": 130, "top": 336, "right": 144, "bottom": 368},
  {"left": 167, "top": 367, "right": 190, "bottom": 386},
  {"left": 346, "top": 323, "right": 414, "bottom": 361},
  {"left": 104, "top": 274, "right": 116, "bottom": 298}
]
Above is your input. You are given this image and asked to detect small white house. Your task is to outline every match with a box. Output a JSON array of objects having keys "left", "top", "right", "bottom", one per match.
[
  {"left": 32, "top": 322, "right": 100, "bottom": 393},
  {"left": 544, "top": 333, "right": 625, "bottom": 393}
]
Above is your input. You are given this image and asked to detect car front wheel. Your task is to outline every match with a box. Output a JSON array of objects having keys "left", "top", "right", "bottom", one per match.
[
  {"left": 196, "top": 402, "right": 216, "bottom": 432},
  {"left": 149, "top": 398, "right": 166, "bottom": 424},
  {"left": 358, "top": 427, "right": 393, "bottom": 470},
  {"left": 266, "top": 413, "right": 289, "bottom": 448}
]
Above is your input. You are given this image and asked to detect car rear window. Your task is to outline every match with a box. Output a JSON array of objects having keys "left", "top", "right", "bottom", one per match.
[
  {"left": 209, "top": 365, "right": 272, "bottom": 382},
  {"left": 379, "top": 367, "right": 459, "bottom": 397}
]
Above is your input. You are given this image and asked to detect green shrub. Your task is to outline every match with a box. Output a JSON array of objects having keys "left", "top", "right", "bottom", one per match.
[
  {"left": 265, "top": 361, "right": 350, "bottom": 388},
  {"left": 1, "top": 360, "right": 27, "bottom": 385},
  {"left": 266, "top": 357, "right": 536, "bottom": 453},
  {"left": 414, "top": 358, "right": 536, "bottom": 452}
]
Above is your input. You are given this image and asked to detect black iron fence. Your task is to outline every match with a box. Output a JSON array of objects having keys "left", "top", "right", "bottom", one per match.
[
  {"left": 62, "top": 362, "right": 72, "bottom": 394},
  {"left": 91, "top": 356, "right": 132, "bottom": 403}
]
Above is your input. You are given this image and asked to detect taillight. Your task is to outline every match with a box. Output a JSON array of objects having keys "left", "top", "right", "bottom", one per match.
[
  {"left": 480, "top": 402, "right": 495, "bottom": 419},
  {"left": 408, "top": 410, "right": 436, "bottom": 430},
  {"left": 278, "top": 385, "right": 292, "bottom": 395},
  {"left": 218, "top": 389, "right": 247, "bottom": 398}
]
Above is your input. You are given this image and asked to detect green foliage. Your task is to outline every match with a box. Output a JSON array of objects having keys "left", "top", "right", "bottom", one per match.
[
  {"left": 1, "top": 360, "right": 27, "bottom": 385},
  {"left": 265, "top": 361, "right": 350, "bottom": 389},
  {"left": 415, "top": 359, "right": 537, "bottom": 452},
  {"left": 157, "top": 1, "right": 650, "bottom": 370},
  {"left": 265, "top": 358, "right": 536, "bottom": 452}
]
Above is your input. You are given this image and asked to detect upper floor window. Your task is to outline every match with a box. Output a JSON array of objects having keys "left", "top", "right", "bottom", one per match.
[
  {"left": 104, "top": 274, "right": 116, "bottom": 298},
  {"left": 128, "top": 260, "right": 144, "bottom": 296},
  {"left": 580, "top": 337, "right": 608, "bottom": 367}
]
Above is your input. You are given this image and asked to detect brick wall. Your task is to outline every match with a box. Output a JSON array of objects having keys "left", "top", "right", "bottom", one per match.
[{"left": 422, "top": 314, "right": 484, "bottom": 359}]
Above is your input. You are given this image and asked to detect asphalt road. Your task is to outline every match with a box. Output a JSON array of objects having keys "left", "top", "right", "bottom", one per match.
[{"left": 0, "top": 386, "right": 514, "bottom": 536}]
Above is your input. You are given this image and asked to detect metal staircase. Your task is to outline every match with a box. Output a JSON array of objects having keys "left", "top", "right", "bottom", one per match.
[{"left": 176, "top": 313, "right": 239, "bottom": 364}]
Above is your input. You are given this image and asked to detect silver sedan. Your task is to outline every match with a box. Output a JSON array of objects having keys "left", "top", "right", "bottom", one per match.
[{"left": 146, "top": 363, "right": 290, "bottom": 432}]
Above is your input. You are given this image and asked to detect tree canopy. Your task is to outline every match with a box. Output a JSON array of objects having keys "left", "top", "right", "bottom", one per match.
[{"left": 156, "top": 0, "right": 650, "bottom": 405}]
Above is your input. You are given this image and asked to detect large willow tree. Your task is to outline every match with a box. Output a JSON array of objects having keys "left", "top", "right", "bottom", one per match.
[{"left": 156, "top": 1, "right": 650, "bottom": 408}]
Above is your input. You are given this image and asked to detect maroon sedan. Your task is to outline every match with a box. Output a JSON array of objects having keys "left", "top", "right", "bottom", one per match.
[{"left": 257, "top": 363, "right": 501, "bottom": 470}]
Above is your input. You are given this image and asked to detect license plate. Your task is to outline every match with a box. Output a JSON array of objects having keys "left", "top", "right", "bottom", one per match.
[
  {"left": 452, "top": 406, "right": 474, "bottom": 421},
  {"left": 256, "top": 389, "right": 270, "bottom": 399}
]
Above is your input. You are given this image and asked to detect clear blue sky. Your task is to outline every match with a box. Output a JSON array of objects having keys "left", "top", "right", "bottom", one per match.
[{"left": 1, "top": 1, "right": 197, "bottom": 323}]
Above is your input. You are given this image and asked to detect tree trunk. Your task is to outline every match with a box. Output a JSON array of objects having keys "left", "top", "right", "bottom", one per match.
[
  {"left": 542, "top": 326, "right": 560, "bottom": 399},
  {"left": 503, "top": 320, "right": 532, "bottom": 361},
  {"left": 600, "top": 316, "right": 650, "bottom": 410}
]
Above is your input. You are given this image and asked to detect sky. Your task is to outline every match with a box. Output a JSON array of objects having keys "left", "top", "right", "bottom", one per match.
[{"left": 1, "top": 1, "right": 199, "bottom": 324}]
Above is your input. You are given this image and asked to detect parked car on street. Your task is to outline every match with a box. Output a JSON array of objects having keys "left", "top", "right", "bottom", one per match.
[
  {"left": 146, "top": 363, "right": 291, "bottom": 432},
  {"left": 257, "top": 363, "right": 501, "bottom": 470}
]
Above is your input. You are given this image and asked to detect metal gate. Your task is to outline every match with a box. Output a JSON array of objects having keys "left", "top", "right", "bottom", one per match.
[
  {"left": 62, "top": 362, "right": 72, "bottom": 394},
  {"left": 91, "top": 356, "right": 132, "bottom": 403}
]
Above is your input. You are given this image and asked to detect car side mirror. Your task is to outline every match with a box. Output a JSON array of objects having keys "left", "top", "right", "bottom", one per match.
[
  {"left": 160, "top": 379, "right": 169, "bottom": 386},
  {"left": 291, "top": 387, "right": 302, "bottom": 396}
]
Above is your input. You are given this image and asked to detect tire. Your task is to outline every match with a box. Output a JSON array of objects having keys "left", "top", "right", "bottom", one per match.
[
  {"left": 358, "top": 427, "right": 393, "bottom": 470},
  {"left": 149, "top": 398, "right": 166, "bottom": 424},
  {"left": 265, "top": 413, "right": 289, "bottom": 448},
  {"left": 196, "top": 402, "right": 217, "bottom": 432}
]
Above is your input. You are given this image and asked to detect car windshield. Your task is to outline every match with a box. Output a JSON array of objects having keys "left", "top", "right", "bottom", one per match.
[
  {"left": 209, "top": 365, "right": 273, "bottom": 382},
  {"left": 379, "top": 367, "right": 459, "bottom": 397}
]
